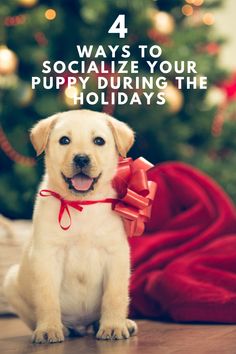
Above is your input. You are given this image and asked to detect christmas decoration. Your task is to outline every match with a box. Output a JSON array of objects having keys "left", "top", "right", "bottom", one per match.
[
  {"left": 0, "top": 0, "right": 234, "bottom": 220},
  {"left": 151, "top": 10, "right": 175, "bottom": 36},
  {"left": 211, "top": 102, "right": 227, "bottom": 137},
  {"left": 164, "top": 83, "right": 183, "bottom": 113},
  {"left": 184, "top": 8, "right": 202, "bottom": 27},
  {"left": 44, "top": 9, "right": 57, "bottom": 21},
  {"left": 182, "top": 4, "right": 194, "bottom": 17},
  {"left": 18, "top": 0, "right": 38, "bottom": 7},
  {"left": 202, "top": 12, "right": 215, "bottom": 26},
  {"left": 199, "top": 42, "right": 220, "bottom": 55},
  {"left": 4, "top": 15, "right": 26, "bottom": 27},
  {"left": 0, "top": 46, "right": 18, "bottom": 75},
  {"left": 206, "top": 86, "right": 226, "bottom": 107},
  {"left": 218, "top": 72, "right": 236, "bottom": 101},
  {"left": 0, "top": 126, "right": 36, "bottom": 166},
  {"left": 193, "top": 0, "right": 204, "bottom": 5},
  {"left": 34, "top": 32, "right": 48, "bottom": 46},
  {"left": 211, "top": 73, "right": 236, "bottom": 136},
  {"left": 63, "top": 85, "right": 81, "bottom": 107}
]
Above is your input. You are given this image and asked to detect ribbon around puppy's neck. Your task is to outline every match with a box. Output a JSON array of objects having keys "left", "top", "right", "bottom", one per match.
[{"left": 39, "top": 157, "right": 157, "bottom": 237}]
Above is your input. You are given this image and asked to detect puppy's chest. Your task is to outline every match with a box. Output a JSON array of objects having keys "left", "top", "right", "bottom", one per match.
[
  {"left": 59, "top": 240, "right": 105, "bottom": 326},
  {"left": 61, "top": 202, "right": 118, "bottom": 234},
  {"left": 62, "top": 236, "right": 106, "bottom": 285}
]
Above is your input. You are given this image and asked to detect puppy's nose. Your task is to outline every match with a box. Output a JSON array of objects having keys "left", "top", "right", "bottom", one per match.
[{"left": 73, "top": 154, "right": 90, "bottom": 168}]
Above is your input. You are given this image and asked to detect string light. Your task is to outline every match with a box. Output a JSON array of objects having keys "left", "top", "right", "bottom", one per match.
[
  {"left": 19, "top": 0, "right": 38, "bottom": 7},
  {"left": 186, "top": 0, "right": 204, "bottom": 5},
  {"left": 64, "top": 85, "right": 81, "bottom": 107},
  {"left": 203, "top": 12, "right": 215, "bottom": 25},
  {"left": 4, "top": 15, "right": 26, "bottom": 27},
  {"left": 0, "top": 46, "right": 18, "bottom": 75},
  {"left": 45, "top": 8, "right": 57, "bottom": 21},
  {"left": 152, "top": 11, "right": 175, "bottom": 36},
  {"left": 34, "top": 32, "right": 48, "bottom": 46},
  {"left": 182, "top": 4, "right": 193, "bottom": 16},
  {"left": 193, "top": 0, "right": 204, "bottom": 6},
  {"left": 0, "top": 126, "right": 36, "bottom": 166}
]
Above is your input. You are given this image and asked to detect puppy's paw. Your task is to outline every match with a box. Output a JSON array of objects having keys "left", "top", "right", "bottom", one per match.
[
  {"left": 96, "top": 319, "right": 137, "bottom": 340},
  {"left": 126, "top": 319, "right": 138, "bottom": 336},
  {"left": 32, "top": 324, "right": 64, "bottom": 344}
]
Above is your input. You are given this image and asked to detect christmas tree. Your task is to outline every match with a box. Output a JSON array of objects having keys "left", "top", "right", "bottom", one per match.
[{"left": 0, "top": 0, "right": 235, "bottom": 219}]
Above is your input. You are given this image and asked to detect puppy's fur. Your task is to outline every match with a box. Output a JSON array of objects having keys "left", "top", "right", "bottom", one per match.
[{"left": 4, "top": 110, "right": 137, "bottom": 343}]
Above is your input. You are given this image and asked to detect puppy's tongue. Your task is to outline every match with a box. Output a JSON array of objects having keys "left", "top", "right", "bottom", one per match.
[{"left": 71, "top": 174, "right": 93, "bottom": 191}]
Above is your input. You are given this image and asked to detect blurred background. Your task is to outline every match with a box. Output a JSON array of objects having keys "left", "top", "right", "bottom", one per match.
[{"left": 0, "top": 0, "right": 236, "bottom": 219}]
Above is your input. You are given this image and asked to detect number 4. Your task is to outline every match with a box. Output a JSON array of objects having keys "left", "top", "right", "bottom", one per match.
[{"left": 108, "top": 14, "right": 128, "bottom": 39}]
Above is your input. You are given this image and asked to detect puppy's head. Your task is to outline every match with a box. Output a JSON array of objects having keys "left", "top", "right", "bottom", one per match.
[{"left": 30, "top": 110, "right": 134, "bottom": 198}]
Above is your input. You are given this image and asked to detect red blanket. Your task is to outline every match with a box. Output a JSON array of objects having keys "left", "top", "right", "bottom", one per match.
[{"left": 129, "top": 162, "right": 236, "bottom": 323}]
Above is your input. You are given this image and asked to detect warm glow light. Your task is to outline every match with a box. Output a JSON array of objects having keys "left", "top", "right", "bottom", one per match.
[
  {"left": 203, "top": 12, "right": 215, "bottom": 25},
  {"left": 45, "top": 9, "right": 56, "bottom": 21},
  {"left": 193, "top": 0, "right": 204, "bottom": 5},
  {"left": 153, "top": 11, "right": 175, "bottom": 35},
  {"left": 64, "top": 86, "right": 80, "bottom": 106},
  {"left": 65, "top": 86, "right": 79, "bottom": 99},
  {"left": 19, "top": 0, "right": 37, "bottom": 7},
  {"left": 0, "top": 46, "right": 18, "bottom": 75},
  {"left": 182, "top": 5, "right": 193, "bottom": 16},
  {"left": 185, "top": 0, "right": 194, "bottom": 4}
]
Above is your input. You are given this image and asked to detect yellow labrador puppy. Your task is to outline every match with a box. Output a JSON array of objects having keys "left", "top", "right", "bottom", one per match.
[{"left": 4, "top": 109, "right": 137, "bottom": 343}]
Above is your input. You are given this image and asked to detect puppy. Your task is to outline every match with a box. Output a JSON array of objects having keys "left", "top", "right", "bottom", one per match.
[{"left": 4, "top": 109, "right": 137, "bottom": 343}]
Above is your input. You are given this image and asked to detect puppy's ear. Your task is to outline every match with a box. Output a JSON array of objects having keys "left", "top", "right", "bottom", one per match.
[
  {"left": 106, "top": 116, "right": 135, "bottom": 157},
  {"left": 30, "top": 114, "right": 58, "bottom": 156}
]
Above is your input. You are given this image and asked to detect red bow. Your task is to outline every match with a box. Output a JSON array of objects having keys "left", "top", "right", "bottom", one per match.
[
  {"left": 112, "top": 157, "right": 157, "bottom": 237},
  {"left": 39, "top": 157, "right": 157, "bottom": 236}
]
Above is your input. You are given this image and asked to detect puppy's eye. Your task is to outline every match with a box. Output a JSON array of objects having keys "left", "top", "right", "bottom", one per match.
[
  {"left": 93, "top": 137, "right": 105, "bottom": 146},
  {"left": 59, "top": 136, "right": 70, "bottom": 145}
]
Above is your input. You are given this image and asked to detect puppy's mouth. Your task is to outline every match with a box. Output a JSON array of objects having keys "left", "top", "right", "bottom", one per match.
[{"left": 62, "top": 172, "right": 101, "bottom": 193}]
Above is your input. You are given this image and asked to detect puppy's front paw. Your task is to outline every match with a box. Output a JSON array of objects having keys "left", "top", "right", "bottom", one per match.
[
  {"left": 126, "top": 319, "right": 138, "bottom": 336},
  {"left": 96, "top": 319, "right": 137, "bottom": 340},
  {"left": 32, "top": 324, "right": 64, "bottom": 344}
]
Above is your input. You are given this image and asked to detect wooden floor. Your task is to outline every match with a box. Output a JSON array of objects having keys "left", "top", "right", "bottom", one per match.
[{"left": 1, "top": 316, "right": 236, "bottom": 354}]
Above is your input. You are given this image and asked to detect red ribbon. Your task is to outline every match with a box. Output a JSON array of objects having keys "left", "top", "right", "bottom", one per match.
[
  {"left": 39, "top": 189, "right": 117, "bottom": 231},
  {"left": 112, "top": 157, "right": 157, "bottom": 237},
  {"left": 39, "top": 157, "right": 157, "bottom": 236}
]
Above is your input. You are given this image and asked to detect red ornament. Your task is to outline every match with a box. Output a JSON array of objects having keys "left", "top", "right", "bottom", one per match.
[
  {"left": 218, "top": 72, "right": 236, "bottom": 102},
  {"left": 211, "top": 72, "right": 236, "bottom": 136},
  {"left": 199, "top": 42, "right": 220, "bottom": 55}
]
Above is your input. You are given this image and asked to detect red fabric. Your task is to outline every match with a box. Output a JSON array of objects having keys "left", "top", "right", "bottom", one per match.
[{"left": 129, "top": 162, "right": 236, "bottom": 323}]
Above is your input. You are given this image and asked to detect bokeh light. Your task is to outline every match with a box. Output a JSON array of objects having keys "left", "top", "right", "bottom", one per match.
[
  {"left": 45, "top": 9, "right": 57, "bottom": 21},
  {"left": 203, "top": 12, "right": 215, "bottom": 25},
  {"left": 182, "top": 5, "right": 193, "bottom": 16}
]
